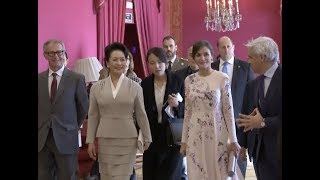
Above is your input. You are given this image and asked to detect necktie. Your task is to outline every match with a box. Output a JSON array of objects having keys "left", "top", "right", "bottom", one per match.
[
  {"left": 258, "top": 75, "right": 265, "bottom": 99},
  {"left": 258, "top": 75, "right": 266, "bottom": 115},
  {"left": 168, "top": 61, "right": 172, "bottom": 71},
  {"left": 50, "top": 73, "right": 57, "bottom": 103},
  {"left": 222, "top": 61, "right": 228, "bottom": 74}
]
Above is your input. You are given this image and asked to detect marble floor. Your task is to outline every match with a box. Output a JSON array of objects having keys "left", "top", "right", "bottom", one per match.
[
  {"left": 134, "top": 155, "right": 257, "bottom": 180},
  {"left": 79, "top": 154, "right": 256, "bottom": 180}
]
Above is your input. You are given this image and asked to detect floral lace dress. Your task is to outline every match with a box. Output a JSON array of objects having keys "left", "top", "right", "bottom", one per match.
[{"left": 182, "top": 71, "right": 242, "bottom": 180}]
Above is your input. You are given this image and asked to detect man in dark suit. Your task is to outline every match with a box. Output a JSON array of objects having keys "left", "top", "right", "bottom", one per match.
[
  {"left": 38, "top": 39, "right": 89, "bottom": 180},
  {"left": 237, "top": 36, "right": 282, "bottom": 180},
  {"left": 211, "top": 36, "right": 255, "bottom": 177},
  {"left": 175, "top": 46, "right": 199, "bottom": 81},
  {"left": 163, "top": 35, "right": 189, "bottom": 72}
]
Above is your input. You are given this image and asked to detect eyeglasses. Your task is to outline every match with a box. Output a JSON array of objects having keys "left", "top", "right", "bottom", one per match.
[{"left": 45, "top": 50, "right": 65, "bottom": 57}]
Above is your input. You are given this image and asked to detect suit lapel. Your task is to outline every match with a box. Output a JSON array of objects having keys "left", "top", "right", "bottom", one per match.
[
  {"left": 116, "top": 76, "right": 127, "bottom": 100},
  {"left": 53, "top": 68, "right": 69, "bottom": 103},
  {"left": 264, "top": 66, "right": 281, "bottom": 102},
  {"left": 231, "top": 60, "right": 241, "bottom": 95},
  {"left": 148, "top": 75, "right": 158, "bottom": 121},
  {"left": 40, "top": 70, "right": 50, "bottom": 103},
  {"left": 172, "top": 57, "right": 179, "bottom": 70},
  {"left": 163, "top": 71, "right": 171, "bottom": 107}
]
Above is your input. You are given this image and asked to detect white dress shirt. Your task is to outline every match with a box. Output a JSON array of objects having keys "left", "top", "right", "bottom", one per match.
[
  {"left": 154, "top": 82, "right": 166, "bottom": 123},
  {"left": 167, "top": 54, "right": 177, "bottom": 69},
  {"left": 263, "top": 63, "right": 279, "bottom": 96}
]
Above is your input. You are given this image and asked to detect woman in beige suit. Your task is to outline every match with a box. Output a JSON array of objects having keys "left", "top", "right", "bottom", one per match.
[{"left": 86, "top": 42, "right": 152, "bottom": 180}]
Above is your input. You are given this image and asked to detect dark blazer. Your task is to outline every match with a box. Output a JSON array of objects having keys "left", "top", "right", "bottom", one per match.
[
  {"left": 38, "top": 68, "right": 89, "bottom": 154},
  {"left": 240, "top": 65, "right": 282, "bottom": 180},
  {"left": 238, "top": 79, "right": 258, "bottom": 160},
  {"left": 141, "top": 70, "right": 184, "bottom": 180},
  {"left": 175, "top": 66, "right": 198, "bottom": 81},
  {"left": 141, "top": 70, "right": 185, "bottom": 145},
  {"left": 211, "top": 58, "right": 255, "bottom": 128},
  {"left": 256, "top": 65, "right": 282, "bottom": 159},
  {"left": 170, "top": 57, "right": 189, "bottom": 72}
]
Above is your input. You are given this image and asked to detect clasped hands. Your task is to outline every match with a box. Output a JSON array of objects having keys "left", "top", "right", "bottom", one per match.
[{"left": 237, "top": 108, "right": 264, "bottom": 132}]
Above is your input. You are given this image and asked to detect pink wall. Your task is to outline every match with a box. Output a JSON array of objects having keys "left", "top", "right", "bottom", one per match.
[
  {"left": 38, "top": 0, "right": 97, "bottom": 73},
  {"left": 182, "top": 0, "right": 282, "bottom": 61}
]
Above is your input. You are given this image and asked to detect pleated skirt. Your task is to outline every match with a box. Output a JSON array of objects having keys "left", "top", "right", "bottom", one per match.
[{"left": 98, "top": 138, "right": 137, "bottom": 180}]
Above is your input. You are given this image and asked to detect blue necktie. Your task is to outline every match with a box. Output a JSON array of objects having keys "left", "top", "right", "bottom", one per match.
[{"left": 222, "top": 61, "right": 228, "bottom": 74}]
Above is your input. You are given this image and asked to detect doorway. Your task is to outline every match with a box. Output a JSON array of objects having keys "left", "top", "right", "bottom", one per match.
[{"left": 124, "top": 23, "right": 148, "bottom": 79}]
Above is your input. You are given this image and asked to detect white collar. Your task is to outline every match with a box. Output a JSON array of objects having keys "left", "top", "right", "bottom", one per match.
[
  {"left": 49, "top": 65, "right": 65, "bottom": 77},
  {"left": 264, "top": 63, "right": 279, "bottom": 79},
  {"left": 219, "top": 56, "right": 234, "bottom": 66},
  {"left": 168, "top": 54, "right": 177, "bottom": 64},
  {"left": 109, "top": 73, "right": 125, "bottom": 99}
]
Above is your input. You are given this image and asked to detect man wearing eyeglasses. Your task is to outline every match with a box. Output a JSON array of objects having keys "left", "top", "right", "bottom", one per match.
[{"left": 38, "top": 39, "right": 89, "bottom": 180}]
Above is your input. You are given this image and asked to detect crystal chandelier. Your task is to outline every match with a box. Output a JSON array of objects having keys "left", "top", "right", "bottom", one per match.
[{"left": 204, "top": 0, "right": 242, "bottom": 32}]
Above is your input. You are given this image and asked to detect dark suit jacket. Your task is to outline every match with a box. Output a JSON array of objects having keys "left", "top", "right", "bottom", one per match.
[
  {"left": 175, "top": 66, "right": 198, "bottom": 81},
  {"left": 38, "top": 68, "right": 89, "bottom": 154},
  {"left": 141, "top": 70, "right": 185, "bottom": 146},
  {"left": 211, "top": 58, "right": 255, "bottom": 134},
  {"left": 240, "top": 65, "right": 282, "bottom": 179},
  {"left": 256, "top": 65, "right": 282, "bottom": 160},
  {"left": 170, "top": 57, "right": 189, "bottom": 72},
  {"left": 141, "top": 70, "right": 185, "bottom": 180},
  {"left": 238, "top": 79, "right": 258, "bottom": 160}
]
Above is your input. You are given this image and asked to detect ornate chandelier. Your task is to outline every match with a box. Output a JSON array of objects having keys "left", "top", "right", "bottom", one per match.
[{"left": 204, "top": 0, "right": 242, "bottom": 32}]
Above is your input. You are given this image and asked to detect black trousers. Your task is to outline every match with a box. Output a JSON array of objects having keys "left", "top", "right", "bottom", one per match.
[{"left": 143, "top": 142, "right": 183, "bottom": 180}]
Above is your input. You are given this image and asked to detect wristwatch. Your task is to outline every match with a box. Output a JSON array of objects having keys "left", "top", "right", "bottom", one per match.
[{"left": 260, "top": 118, "right": 266, "bottom": 128}]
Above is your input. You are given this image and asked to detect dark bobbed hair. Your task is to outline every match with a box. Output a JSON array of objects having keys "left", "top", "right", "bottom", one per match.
[
  {"left": 104, "top": 42, "right": 129, "bottom": 66},
  {"left": 192, "top": 40, "right": 214, "bottom": 59},
  {"left": 146, "top": 47, "right": 167, "bottom": 64}
]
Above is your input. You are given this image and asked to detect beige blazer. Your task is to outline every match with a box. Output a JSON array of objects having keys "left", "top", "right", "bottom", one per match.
[{"left": 86, "top": 76, "right": 152, "bottom": 144}]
